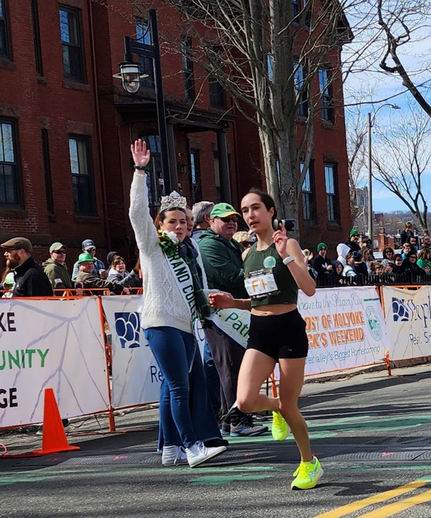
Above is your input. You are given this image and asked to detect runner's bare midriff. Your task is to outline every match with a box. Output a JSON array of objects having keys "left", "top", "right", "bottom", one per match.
[{"left": 251, "top": 303, "right": 297, "bottom": 316}]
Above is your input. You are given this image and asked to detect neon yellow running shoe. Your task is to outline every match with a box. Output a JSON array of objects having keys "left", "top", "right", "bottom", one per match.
[
  {"left": 291, "top": 456, "right": 323, "bottom": 490},
  {"left": 271, "top": 411, "right": 289, "bottom": 441}
]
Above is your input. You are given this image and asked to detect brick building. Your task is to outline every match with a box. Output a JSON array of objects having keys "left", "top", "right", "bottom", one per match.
[{"left": 0, "top": 0, "right": 351, "bottom": 267}]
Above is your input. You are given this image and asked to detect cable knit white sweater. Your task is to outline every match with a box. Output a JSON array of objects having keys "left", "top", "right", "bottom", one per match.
[{"left": 129, "top": 172, "right": 207, "bottom": 334}]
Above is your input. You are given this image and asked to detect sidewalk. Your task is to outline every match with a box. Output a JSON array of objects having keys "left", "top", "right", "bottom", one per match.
[{"left": 1, "top": 361, "right": 429, "bottom": 458}]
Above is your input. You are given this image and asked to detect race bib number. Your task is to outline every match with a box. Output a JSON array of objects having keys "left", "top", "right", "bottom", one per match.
[{"left": 245, "top": 269, "right": 279, "bottom": 299}]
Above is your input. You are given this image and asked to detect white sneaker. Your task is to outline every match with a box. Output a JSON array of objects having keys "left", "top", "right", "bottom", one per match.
[
  {"left": 162, "top": 445, "right": 188, "bottom": 467},
  {"left": 185, "top": 441, "right": 226, "bottom": 468}
]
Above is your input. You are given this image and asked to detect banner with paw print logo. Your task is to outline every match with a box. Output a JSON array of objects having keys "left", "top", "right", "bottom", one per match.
[{"left": 102, "top": 296, "right": 162, "bottom": 408}]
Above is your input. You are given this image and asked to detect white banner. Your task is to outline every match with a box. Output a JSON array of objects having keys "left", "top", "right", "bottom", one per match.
[
  {"left": 299, "top": 287, "right": 387, "bottom": 375},
  {"left": 382, "top": 286, "right": 431, "bottom": 361},
  {"left": 0, "top": 298, "right": 109, "bottom": 427},
  {"left": 101, "top": 296, "right": 162, "bottom": 408}
]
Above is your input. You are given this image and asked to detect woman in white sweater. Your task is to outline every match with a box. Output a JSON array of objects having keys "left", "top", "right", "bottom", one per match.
[{"left": 129, "top": 139, "right": 226, "bottom": 468}]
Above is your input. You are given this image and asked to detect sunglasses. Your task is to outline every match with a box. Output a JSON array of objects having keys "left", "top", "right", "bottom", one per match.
[
  {"left": 53, "top": 250, "right": 66, "bottom": 254},
  {"left": 220, "top": 216, "right": 238, "bottom": 223}
]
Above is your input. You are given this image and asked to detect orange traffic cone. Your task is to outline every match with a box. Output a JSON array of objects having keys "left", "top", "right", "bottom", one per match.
[{"left": 31, "top": 388, "right": 80, "bottom": 456}]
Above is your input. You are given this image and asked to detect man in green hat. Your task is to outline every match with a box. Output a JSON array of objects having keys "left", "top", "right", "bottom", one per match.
[
  {"left": 75, "top": 252, "right": 126, "bottom": 294},
  {"left": 197, "top": 202, "right": 268, "bottom": 438},
  {"left": 312, "top": 242, "right": 332, "bottom": 284},
  {"left": 346, "top": 228, "right": 361, "bottom": 253}
]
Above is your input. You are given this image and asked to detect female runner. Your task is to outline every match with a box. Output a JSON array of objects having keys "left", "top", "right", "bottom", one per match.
[{"left": 209, "top": 188, "right": 322, "bottom": 489}]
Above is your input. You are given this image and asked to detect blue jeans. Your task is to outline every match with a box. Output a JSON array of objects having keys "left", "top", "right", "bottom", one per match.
[{"left": 145, "top": 326, "right": 221, "bottom": 449}]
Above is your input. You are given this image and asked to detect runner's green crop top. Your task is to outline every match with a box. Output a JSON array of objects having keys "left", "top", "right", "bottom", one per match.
[{"left": 243, "top": 243, "right": 298, "bottom": 307}]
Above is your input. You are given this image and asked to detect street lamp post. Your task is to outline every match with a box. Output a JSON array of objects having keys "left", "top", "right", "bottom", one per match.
[
  {"left": 113, "top": 9, "right": 171, "bottom": 194},
  {"left": 367, "top": 103, "right": 400, "bottom": 245}
]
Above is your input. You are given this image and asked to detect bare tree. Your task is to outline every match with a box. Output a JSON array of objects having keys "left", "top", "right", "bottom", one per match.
[
  {"left": 373, "top": 106, "right": 431, "bottom": 232},
  {"left": 377, "top": 0, "right": 431, "bottom": 116},
  {"left": 130, "top": 0, "right": 355, "bottom": 232}
]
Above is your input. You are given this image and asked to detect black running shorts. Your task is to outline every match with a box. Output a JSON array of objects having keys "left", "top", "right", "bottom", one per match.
[{"left": 247, "top": 309, "right": 309, "bottom": 361}]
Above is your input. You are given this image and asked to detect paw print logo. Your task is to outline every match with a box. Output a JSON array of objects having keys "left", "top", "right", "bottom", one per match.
[
  {"left": 391, "top": 297, "right": 410, "bottom": 322},
  {"left": 115, "top": 312, "right": 141, "bottom": 348}
]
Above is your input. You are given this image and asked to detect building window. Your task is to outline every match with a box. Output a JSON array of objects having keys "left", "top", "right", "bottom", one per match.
[
  {"left": 301, "top": 162, "right": 315, "bottom": 221},
  {"left": 319, "top": 67, "right": 334, "bottom": 122},
  {"left": 41, "top": 129, "right": 54, "bottom": 215},
  {"left": 209, "top": 77, "right": 225, "bottom": 108},
  {"left": 294, "top": 61, "right": 308, "bottom": 117},
  {"left": 189, "top": 149, "right": 202, "bottom": 203},
  {"left": 0, "top": 120, "right": 19, "bottom": 205},
  {"left": 59, "top": 6, "right": 85, "bottom": 82},
  {"left": 324, "top": 163, "right": 339, "bottom": 223},
  {"left": 31, "top": 0, "right": 43, "bottom": 75},
  {"left": 68, "top": 136, "right": 95, "bottom": 215},
  {"left": 0, "top": 0, "right": 11, "bottom": 59},
  {"left": 181, "top": 37, "right": 195, "bottom": 101},
  {"left": 135, "top": 18, "right": 154, "bottom": 88}
]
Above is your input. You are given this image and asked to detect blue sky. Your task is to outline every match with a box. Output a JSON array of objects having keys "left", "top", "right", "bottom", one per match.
[{"left": 342, "top": 5, "right": 431, "bottom": 213}]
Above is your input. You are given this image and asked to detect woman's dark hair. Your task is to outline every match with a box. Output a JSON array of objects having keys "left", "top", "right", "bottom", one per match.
[
  {"left": 243, "top": 188, "right": 277, "bottom": 219},
  {"left": 394, "top": 254, "right": 403, "bottom": 261},
  {"left": 383, "top": 247, "right": 394, "bottom": 259},
  {"left": 155, "top": 207, "right": 186, "bottom": 228},
  {"left": 112, "top": 256, "right": 126, "bottom": 266}
]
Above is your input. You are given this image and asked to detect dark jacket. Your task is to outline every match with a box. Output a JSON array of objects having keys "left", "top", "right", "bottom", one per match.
[
  {"left": 312, "top": 255, "right": 331, "bottom": 276},
  {"left": 400, "top": 229, "right": 414, "bottom": 245},
  {"left": 42, "top": 258, "right": 73, "bottom": 289},
  {"left": 12, "top": 257, "right": 53, "bottom": 297},
  {"left": 107, "top": 269, "right": 141, "bottom": 288},
  {"left": 345, "top": 239, "right": 361, "bottom": 252},
  {"left": 75, "top": 270, "right": 124, "bottom": 295},
  {"left": 197, "top": 229, "right": 248, "bottom": 298}
]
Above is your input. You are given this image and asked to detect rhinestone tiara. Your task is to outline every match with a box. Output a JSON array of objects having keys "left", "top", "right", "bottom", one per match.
[{"left": 160, "top": 190, "right": 187, "bottom": 212}]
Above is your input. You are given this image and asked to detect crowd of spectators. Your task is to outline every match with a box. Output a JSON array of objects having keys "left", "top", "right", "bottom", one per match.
[
  {"left": 0, "top": 237, "right": 141, "bottom": 298},
  {"left": 306, "top": 222, "right": 431, "bottom": 287}
]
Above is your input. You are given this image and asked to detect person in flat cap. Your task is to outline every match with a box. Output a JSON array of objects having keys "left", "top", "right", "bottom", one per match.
[
  {"left": 1, "top": 237, "right": 53, "bottom": 297},
  {"left": 42, "top": 242, "right": 73, "bottom": 290},
  {"left": 72, "top": 238, "right": 106, "bottom": 281}
]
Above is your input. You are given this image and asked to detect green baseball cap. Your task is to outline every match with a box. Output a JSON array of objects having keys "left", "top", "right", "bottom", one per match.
[
  {"left": 78, "top": 251, "right": 95, "bottom": 264},
  {"left": 210, "top": 202, "right": 240, "bottom": 219},
  {"left": 317, "top": 242, "right": 327, "bottom": 251},
  {"left": 350, "top": 227, "right": 359, "bottom": 237}
]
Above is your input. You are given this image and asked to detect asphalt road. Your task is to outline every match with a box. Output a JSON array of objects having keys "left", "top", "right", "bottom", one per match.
[{"left": 1, "top": 364, "right": 431, "bottom": 518}]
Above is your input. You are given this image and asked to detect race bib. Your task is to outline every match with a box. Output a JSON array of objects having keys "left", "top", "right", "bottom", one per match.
[{"left": 244, "top": 269, "right": 279, "bottom": 299}]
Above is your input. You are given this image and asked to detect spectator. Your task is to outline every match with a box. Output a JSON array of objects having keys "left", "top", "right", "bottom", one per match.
[
  {"left": 191, "top": 201, "right": 214, "bottom": 241},
  {"left": 336, "top": 243, "right": 350, "bottom": 266},
  {"left": 107, "top": 256, "right": 141, "bottom": 287},
  {"left": 106, "top": 251, "right": 120, "bottom": 269},
  {"left": 401, "top": 242, "right": 412, "bottom": 260},
  {"left": 72, "top": 239, "right": 106, "bottom": 281},
  {"left": 346, "top": 228, "right": 361, "bottom": 252},
  {"left": 198, "top": 202, "right": 267, "bottom": 437},
  {"left": 342, "top": 251, "right": 357, "bottom": 280},
  {"left": 1, "top": 237, "right": 53, "bottom": 297},
  {"left": 421, "top": 235, "right": 431, "bottom": 250},
  {"left": 352, "top": 251, "right": 368, "bottom": 283},
  {"left": 0, "top": 269, "right": 15, "bottom": 297},
  {"left": 185, "top": 207, "right": 194, "bottom": 238},
  {"left": 402, "top": 251, "right": 424, "bottom": 283},
  {"left": 392, "top": 254, "right": 404, "bottom": 276},
  {"left": 329, "top": 261, "right": 344, "bottom": 285},
  {"left": 75, "top": 252, "right": 126, "bottom": 295},
  {"left": 381, "top": 247, "right": 395, "bottom": 268},
  {"left": 312, "top": 243, "right": 332, "bottom": 284},
  {"left": 417, "top": 248, "right": 431, "bottom": 274},
  {"left": 400, "top": 222, "right": 414, "bottom": 245},
  {"left": 362, "top": 248, "right": 375, "bottom": 272},
  {"left": 408, "top": 236, "right": 418, "bottom": 254},
  {"left": 232, "top": 231, "right": 253, "bottom": 249},
  {"left": 43, "top": 242, "right": 73, "bottom": 290}
]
